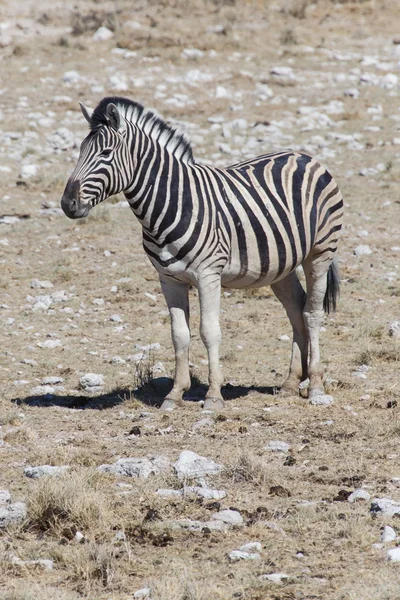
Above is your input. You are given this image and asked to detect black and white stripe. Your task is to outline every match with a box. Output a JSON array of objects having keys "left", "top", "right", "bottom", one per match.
[{"left": 62, "top": 96, "right": 344, "bottom": 410}]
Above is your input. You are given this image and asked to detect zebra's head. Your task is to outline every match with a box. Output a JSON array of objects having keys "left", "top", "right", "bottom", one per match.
[{"left": 61, "top": 101, "right": 133, "bottom": 219}]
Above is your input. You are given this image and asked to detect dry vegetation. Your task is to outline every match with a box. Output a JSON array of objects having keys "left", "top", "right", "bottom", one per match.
[{"left": 1, "top": 0, "right": 400, "bottom": 598}]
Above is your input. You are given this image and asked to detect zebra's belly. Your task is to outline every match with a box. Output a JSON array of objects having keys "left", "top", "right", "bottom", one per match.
[{"left": 221, "top": 256, "right": 300, "bottom": 289}]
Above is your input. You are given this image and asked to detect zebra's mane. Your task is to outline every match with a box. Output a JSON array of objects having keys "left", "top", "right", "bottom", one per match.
[{"left": 90, "top": 96, "right": 194, "bottom": 164}]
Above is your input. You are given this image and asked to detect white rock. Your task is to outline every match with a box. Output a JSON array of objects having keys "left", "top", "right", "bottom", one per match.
[
  {"left": 0, "top": 501, "right": 27, "bottom": 528},
  {"left": 31, "top": 279, "right": 54, "bottom": 289},
  {"left": 93, "top": 26, "right": 114, "bottom": 42},
  {"left": 387, "top": 548, "right": 400, "bottom": 562},
  {"left": 229, "top": 550, "right": 260, "bottom": 562},
  {"left": 48, "top": 127, "right": 74, "bottom": 151},
  {"left": 310, "top": 394, "right": 334, "bottom": 406},
  {"left": 20, "top": 164, "right": 38, "bottom": 179},
  {"left": 270, "top": 66, "right": 294, "bottom": 77},
  {"left": 109, "top": 73, "right": 128, "bottom": 92},
  {"left": 75, "top": 531, "right": 85, "bottom": 543},
  {"left": 42, "top": 376, "right": 63, "bottom": 385},
  {"left": 111, "top": 356, "right": 126, "bottom": 365},
  {"left": 181, "top": 48, "right": 204, "bottom": 60},
  {"left": 174, "top": 450, "right": 224, "bottom": 480},
  {"left": 24, "top": 465, "right": 69, "bottom": 479},
  {"left": 9, "top": 556, "right": 53, "bottom": 570},
  {"left": 184, "top": 486, "right": 226, "bottom": 500},
  {"left": 212, "top": 509, "right": 243, "bottom": 526},
  {"left": 37, "top": 340, "right": 62, "bottom": 349},
  {"left": 155, "top": 488, "right": 183, "bottom": 499},
  {"left": 80, "top": 373, "right": 104, "bottom": 388},
  {"left": 63, "top": 71, "right": 81, "bottom": 84},
  {"left": 215, "top": 86, "right": 230, "bottom": 99},
  {"left": 110, "top": 314, "right": 123, "bottom": 323},
  {"left": 0, "top": 490, "right": 11, "bottom": 505},
  {"left": 388, "top": 321, "right": 400, "bottom": 339},
  {"left": 348, "top": 489, "right": 371, "bottom": 502},
  {"left": 260, "top": 573, "right": 289, "bottom": 583},
  {"left": 30, "top": 385, "right": 56, "bottom": 395},
  {"left": 370, "top": 498, "right": 400, "bottom": 517},
  {"left": 381, "top": 526, "right": 397, "bottom": 543},
  {"left": 279, "top": 335, "right": 290, "bottom": 342},
  {"left": 135, "top": 342, "right": 160, "bottom": 352},
  {"left": 354, "top": 244, "right": 372, "bottom": 256},
  {"left": 134, "top": 588, "right": 151, "bottom": 599},
  {"left": 266, "top": 440, "right": 291, "bottom": 452},
  {"left": 239, "top": 541, "right": 262, "bottom": 552},
  {"left": 98, "top": 456, "right": 170, "bottom": 478}
]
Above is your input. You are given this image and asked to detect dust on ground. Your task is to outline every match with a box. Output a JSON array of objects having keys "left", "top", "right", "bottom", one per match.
[{"left": 0, "top": 1, "right": 400, "bottom": 599}]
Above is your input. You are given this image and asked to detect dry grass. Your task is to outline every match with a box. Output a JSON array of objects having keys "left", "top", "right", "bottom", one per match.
[{"left": 26, "top": 469, "right": 113, "bottom": 536}]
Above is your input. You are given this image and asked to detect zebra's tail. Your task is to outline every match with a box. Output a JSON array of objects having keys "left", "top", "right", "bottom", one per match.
[{"left": 323, "top": 259, "right": 340, "bottom": 314}]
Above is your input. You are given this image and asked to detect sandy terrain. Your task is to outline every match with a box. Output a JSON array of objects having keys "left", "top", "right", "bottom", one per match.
[{"left": 0, "top": 1, "right": 400, "bottom": 599}]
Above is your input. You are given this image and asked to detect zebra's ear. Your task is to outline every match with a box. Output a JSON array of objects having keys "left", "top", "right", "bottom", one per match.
[
  {"left": 106, "top": 103, "right": 125, "bottom": 132},
  {"left": 79, "top": 102, "right": 94, "bottom": 124}
]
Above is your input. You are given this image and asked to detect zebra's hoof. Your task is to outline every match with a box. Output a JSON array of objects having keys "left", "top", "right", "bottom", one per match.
[
  {"left": 203, "top": 397, "right": 225, "bottom": 411},
  {"left": 160, "top": 398, "right": 181, "bottom": 411}
]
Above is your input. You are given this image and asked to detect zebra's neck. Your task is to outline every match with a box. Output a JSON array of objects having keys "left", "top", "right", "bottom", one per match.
[{"left": 124, "top": 130, "right": 189, "bottom": 237}]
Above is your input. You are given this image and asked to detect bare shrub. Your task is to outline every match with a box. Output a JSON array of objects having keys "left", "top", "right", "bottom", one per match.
[{"left": 27, "top": 469, "right": 112, "bottom": 535}]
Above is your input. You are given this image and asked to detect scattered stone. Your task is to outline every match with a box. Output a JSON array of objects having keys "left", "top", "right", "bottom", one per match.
[
  {"left": 174, "top": 450, "right": 224, "bottom": 480},
  {"left": 370, "top": 498, "right": 400, "bottom": 517},
  {"left": 381, "top": 525, "right": 397, "bottom": 543},
  {"left": 260, "top": 573, "right": 290, "bottom": 583},
  {"left": 184, "top": 486, "right": 226, "bottom": 500},
  {"left": 239, "top": 541, "right": 262, "bottom": 552},
  {"left": 98, "top": 456, "right": 170, "bottom": 478},
  {"left": 354, "top": 244, "right": 372, "bottom": 256},
  {"left": 0, "top": 501, "right": 27, "bottom": 528},
  {"left": 211, "top": 509, "right": 243, "bottom": 527},
  {"left": 156, "top": 488, "right": 183, "bottom": 499},
  {"left": 63, "top": 70, "right": 80, "bottom": 84},
  {"left": 0, "top": 490, "right": 11, "bottom": 505},
  {"left": 75, "top": 531, "right": 85, "bottom": 543},
  {"left": 9, "top": 555, "right": 53, "bottom": 570},
  {"left": 229, "top": 549, "right": 260, "bottom": 562},
  {"left": 181, "top": 48, "right": 204, "bottom": 60},
  {"left": 42, "top": 376, "right": 63, "bottom": 385},
  {"left": 348, "top": 489, "right": 371, "bottom": 503},
  {"left": 309, "top": 394, "right": 334, "bottom": 406},
  {"left": 135, "top": 342, "right": 161, "bottom": 352},
  {"left": 134, "top": 588, "right": 151, "bottom": 599},
  {"left": 30, "top": 279, "right": 54, "bottom": 289},
  {"left": 37, "top": 339, "right": 62, "bottom": 349},
  {"left": 20, "top": 164, "right": 38, "bottom": 179},
  {"left": 110, "top": 314, "right": 123, "bottom": 323},
  {"left": 48, "top": 127, "right": 74, "bottom": 151},
  {"left": 388, "top": 321, "right": 400, "bottom": 339},
  {"left": 80, "top": 373, "right": 104, "bottom": 389},
  {"left": 266, "top": 440, "right": 291, "bottom": 452},
  {"left": 387, "top": 548, "right": 400, "bottom": 562},
  {"left": 279, "top": 334, "right": 290, "bottom": 342},
  {"left": 93, "top": 26, "right": 114, "bottom": 42},
  {"left": 24, "top": 465, "right": 69, "bottom": 479}
]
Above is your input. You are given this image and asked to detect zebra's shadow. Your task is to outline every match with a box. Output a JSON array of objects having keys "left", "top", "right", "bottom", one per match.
[{"left": 12, "top": 378, "right": 277, "bottom": 411}]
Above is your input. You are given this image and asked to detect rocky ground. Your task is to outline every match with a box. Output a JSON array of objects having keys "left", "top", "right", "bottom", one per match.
[{"left": 1, "top": 0, "right": 400, "bottom": 599}]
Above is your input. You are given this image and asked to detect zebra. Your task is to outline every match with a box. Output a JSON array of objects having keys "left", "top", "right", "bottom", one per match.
[{"left": 61, "top": 96, "right": 343, "bottom": 411}]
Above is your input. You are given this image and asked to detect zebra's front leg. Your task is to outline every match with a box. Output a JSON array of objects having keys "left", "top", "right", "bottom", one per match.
[
  {"left": 198, "top": 274, "right": 224, "bottom": 410},
  {"left": 159, "top": 277, "right": 191, "bottom": 410}
]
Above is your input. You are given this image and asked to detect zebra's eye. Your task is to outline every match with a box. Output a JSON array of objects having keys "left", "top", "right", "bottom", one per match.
[{"left": 99, "top": 148, "right": 113, "bottom": 157}]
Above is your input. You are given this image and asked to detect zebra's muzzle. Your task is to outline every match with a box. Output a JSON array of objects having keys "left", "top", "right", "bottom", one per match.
[{"left": 61, "top": 180, "right": 90, "bottom": 219}]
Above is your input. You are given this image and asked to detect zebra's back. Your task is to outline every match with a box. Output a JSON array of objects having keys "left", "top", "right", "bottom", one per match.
[{"left": 209, "top": 151, "right": 343, "bottom": 289}]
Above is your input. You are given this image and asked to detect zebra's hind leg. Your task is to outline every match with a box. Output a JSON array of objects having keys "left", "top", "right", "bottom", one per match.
[
  {"left": 198, "top": 274, "right": 225, "bottom": 410},
  {"left": 302, "top": 256, "right": 332, "bottom": 402},
  {"left": 271, "top": 271, "right": 308, "bottom": 396},
  {"left": 159, "top": 278, "right": 191, "bottom": 410}
]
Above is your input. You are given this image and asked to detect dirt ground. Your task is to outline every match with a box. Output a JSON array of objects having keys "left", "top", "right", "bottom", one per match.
[{"left": 1, "top": 1, "right": 400, "bottom": 599}]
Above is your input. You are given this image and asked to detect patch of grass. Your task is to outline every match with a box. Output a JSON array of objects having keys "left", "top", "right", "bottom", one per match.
[
  {"left": 133, "top": 351, "right": 156, "bottom": 391},
  {"left": 227, "top": 450, "right": 268, "bottom": 486},
  {"left": 27, "top": 469, "right": 112, "bottom": 535},
  {"left": 0, "top": 410, "right": 23, "bottom": 426}
]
